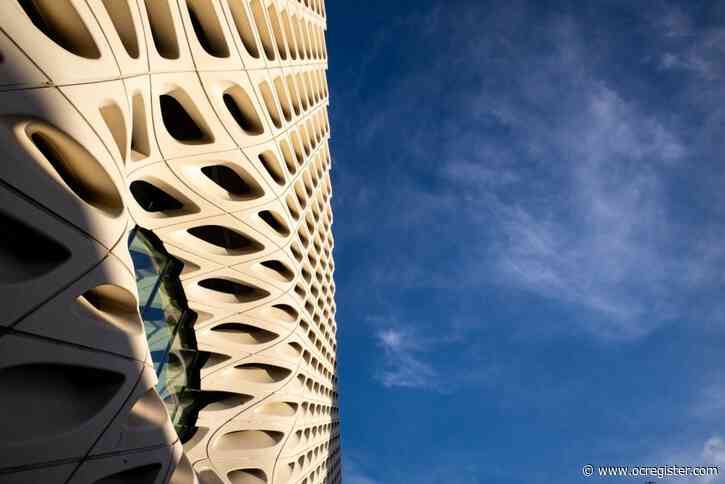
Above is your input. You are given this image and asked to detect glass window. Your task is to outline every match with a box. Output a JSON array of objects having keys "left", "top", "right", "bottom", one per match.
[{"left": 128, "top": 227, "right": 203, "bottom": 441}]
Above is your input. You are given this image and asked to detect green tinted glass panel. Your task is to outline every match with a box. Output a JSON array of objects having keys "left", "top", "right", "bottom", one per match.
[
  {"left": 144, "top": 284, "right": 183, "bottom": 373},
  {"left": 128, "top": 227, "right": 202, "bottom": 441},
  {"left": 129, "top": 230, "right": 167, "bottom": 303}
]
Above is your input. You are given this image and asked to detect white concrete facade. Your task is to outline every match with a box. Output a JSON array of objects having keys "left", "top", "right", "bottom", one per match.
[{"left": 0, "top": 1, "right": 339, "bottom": 483}]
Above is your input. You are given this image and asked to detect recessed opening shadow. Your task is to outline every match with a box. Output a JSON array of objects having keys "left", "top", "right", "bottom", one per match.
[
  {"left": 18, "top": 0, "right": 101, "bottom": 59},
  {"left": 286, "top": 195, "right": 300, "bottom": 220},
  {"left": 99, "top": 102, "right": 127, "bottom": 160},
  {"left": 126, "top": 389, "right": 168, "bottom": 429},
  {"left": 259, "top": 82, "right": 283, "bottom": 129},
  {"left": 274, "top": 77, "right": 293, "bottom": 122},
  {"left": 260, "top": 259, "right": 294, "bottom": 282},
  {"left": 197, "top": 351, "right": 231, "bottom": 369},
  {"left": 281, "top": 11, "right": 296, "bottom": 60},
  {"left": 159, "top": 94, "right": 208, "bottom": 143},
  {"left": 195, "top": 390, "right": 252, "bottom": 412},
  {"left": 102, "top": 0, "right": 139, "bottom": 58},
  {"left": 0, "top": 363, "right": 124, "bottom": 441},
  {"left": 77, "top": 284, "right": 142, "bottom": 334},
  {"left": 187, "top": 0, "right": 229, "bottom": 58},
  {"left": 130, "top": 93, "right": 151, "bottom": 161},
  {"left": 144, "top": 0, "right": 179, "bottom": 59},
  {"left": 0, "top": 211, "right": 70, "bottom": 283},
  {"left": 211, "top": 323, "right": 277, "bottom": 344},
  {"left": 198, "top": 278, "right": 270, "bottom": 303},
  {"left": 187, "top": 225, "right": 263, "bottom": 255},
  {"left": 254, "top": 401, "right": 297, "bottom": 417},
  {"left": 250, "top": 0, "right": 275, "bottom": 61},
  {"left": 29, "top": 128, "right": 123, "bottom": 216},
  {"left": 129, "top": 180, "right": 184, "bottom": 213},
  {"left": 227, "top": 468, "right": 268, "bottom": 484},
  {"left": 258, "top": 151, "right": 285, "bottom": 185},
  {"left": 267, "top": 5, "right": 287, "bottom": 60},
  {"left": 267, "top": 302, "right": 304, "bottom": 323},
  {"left": 234, "top": 363, "right": 291, "bottom": 383},
  {"left": 228, "top": 0, "right": 260, "bottom": 58},
  {"left": 200, "top": 165, "right": 264, "bottom": 200},
  {"left": 197, "top": 469, "right": 225, "bottom": 484},
  {"left": 95, "top": 463, "right": 162, "bottom": 484},
  {"left": 223, "top": 87, "right": 264, "bottom": 136},
  {"left": 279, "top": 139, "right": 297, "bottom": 174},
  {"left": 258, "top": 210, "right": 290, "bottom": 236}
]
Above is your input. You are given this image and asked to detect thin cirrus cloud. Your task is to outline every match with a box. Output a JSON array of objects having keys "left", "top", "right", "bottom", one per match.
[
  {"left": 374, "top": 327, "right": 438, "bottom": 390},
  {"left": 432, "top": 23, "right": 691, "bottom": 335},
  {"left": 334, "top": 2, "right": 725, "bottom": 345},
  {"left": 343, "top": 455, "right": 381, "bottom": 484},
  {"left": 484, "top": 84, "right": 688, "bottom": 335},
  {"left": 647, "top": 435, "right": 725, "bottom": 484},
  {"left": 330, "top": 3, "right": 725, "bottom": 483}
]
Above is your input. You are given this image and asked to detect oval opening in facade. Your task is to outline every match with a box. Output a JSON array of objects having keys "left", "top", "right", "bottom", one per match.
[
  {"left": 187, "top": 225, "right": 263, "bottom": 255},
  {"left": 198, "top": 278, "right": 270, "bottom": 303},
  {"left": 0, "top": 210, "right": 70, "bottom": 284},
  {"left": 102, "top": 0, "right": 139, "bottom": 58},
  {"left": 223, "top": 87, "right": 264, "bottom": 136},
  {"left": 211, "top": 323, "right": 277, "bottom": 344},
  {"left": 159, "top": 94, "right": 209, "bottom": 143},
  {"left": 29, "top": 127, "right": 123, "bottom": 217},
  {"left": 18, "top": 0, "right": 101, "bottom": 59},
  {"left": 227, "top": 0, "right": 260, "bottom": 58},
  {"left": 129, "top": 180, "right": 184, "bottom": 213},
  {"left": 144, "top": 0, "right": 179, "bottom": 59},
  {"left": 258, "top": 210, "right": 290, "bottom": 237},
  {"left": 200, "top": 164, "right": 264, "bottom": 201},
  {"left": 186, "top": 0, "right": 230, "bottom": 58},
  {"left": 258, "top": 151, "right": 285, "bottom": 186}
]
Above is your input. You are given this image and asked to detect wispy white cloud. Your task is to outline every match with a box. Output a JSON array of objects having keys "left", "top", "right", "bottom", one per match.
[
  {"left": 655, "top": 7, "right": 725, "bottom": 81},
  {"left": 486, "top": 83, "right": 689, "bottom": 336},
  {"left": 648, "top": 435, "right": 725, "bottom": 484},
  {"left": 702, "top": 437, "right": 725, "bottom": 483},
  {"left": 344, "top": 455, "right": 382, "bottom": 484},
  {"left": 374, "top": 326, "right": 438, "bottom": 389},
  {"left": 342, "top": 6, "right": 725, "bottom": 341},
  {"left": 347, "top": 473, "right": 381, "bottom": 484},
  {"left": 461, "top": 16, "right": 725, "bottom": 339},
  {"left": 332, "top": 3, "right": 725, "bottom": 481},
  {"left": 630, "top": 380, "right": 725, "bottom": 483}
]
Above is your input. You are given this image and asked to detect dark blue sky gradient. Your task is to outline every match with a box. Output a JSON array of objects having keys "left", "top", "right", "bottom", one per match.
[{"left": 325, "top": 2, "right": 725, "bottom": 483}]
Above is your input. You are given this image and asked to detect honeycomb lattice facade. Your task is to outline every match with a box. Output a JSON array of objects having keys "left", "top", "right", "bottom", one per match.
[{"left": 0, "top": 1, "right": 339, "bottom": 483}]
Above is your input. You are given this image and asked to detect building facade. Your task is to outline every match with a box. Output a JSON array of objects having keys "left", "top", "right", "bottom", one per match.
[{"left": 0, "top": 1, "right": 339, "bottom": 483}]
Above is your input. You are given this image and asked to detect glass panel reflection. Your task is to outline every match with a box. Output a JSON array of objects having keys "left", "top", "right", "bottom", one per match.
[{"left": 128, "top": 227, "right": 202, "bottom": 441}]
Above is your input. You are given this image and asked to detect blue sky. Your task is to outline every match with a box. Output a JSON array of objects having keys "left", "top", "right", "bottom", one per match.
[{"left": 325, "top": 1, "right": 725, "bottom": 482}]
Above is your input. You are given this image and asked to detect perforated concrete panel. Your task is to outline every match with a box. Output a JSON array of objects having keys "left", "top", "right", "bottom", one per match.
[{"left": 0, "top": 1, "right": 339, "bottom": 483}]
